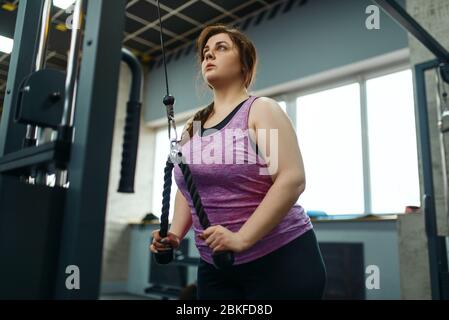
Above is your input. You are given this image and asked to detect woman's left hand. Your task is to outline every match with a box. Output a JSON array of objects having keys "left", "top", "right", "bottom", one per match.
[{"left": 199, "top": 225, "right": 249, "bottom": 253}]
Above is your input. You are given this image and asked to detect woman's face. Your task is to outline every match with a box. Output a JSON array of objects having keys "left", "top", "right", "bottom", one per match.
[{"left": 201, "top": 33, "right": 243, "bottom": 88}]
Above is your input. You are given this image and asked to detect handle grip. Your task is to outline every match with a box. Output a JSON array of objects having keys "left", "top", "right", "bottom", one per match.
[
  {"left": 118, "top": 101, "right": 142, "bottom": 193},
  {"left": 154, "top": 248, "right": 174, "bottom": 265}
]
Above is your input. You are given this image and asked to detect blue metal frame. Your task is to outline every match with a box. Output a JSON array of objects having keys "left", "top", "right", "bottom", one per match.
[{"left": 414, "top": 59, "right": 449, "bottom": 300}]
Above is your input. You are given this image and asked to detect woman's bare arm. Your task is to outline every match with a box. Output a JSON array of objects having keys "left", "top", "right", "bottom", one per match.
[
  {"left": 237, "top": 97, "right": 306, "bottom": 249},
  {"left": 168, "top": 189, "right": 193, "bottom": 240}
]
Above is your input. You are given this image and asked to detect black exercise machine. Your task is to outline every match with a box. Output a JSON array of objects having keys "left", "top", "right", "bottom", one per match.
[{"left": 0, "top": 0, "right": 140, "bottom": 299}]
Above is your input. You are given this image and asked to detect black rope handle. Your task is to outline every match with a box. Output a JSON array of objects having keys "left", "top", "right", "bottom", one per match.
[
  {"left": 153, "top": 155, "right": 175, "bottom": 265},
  {"left": 160, "top": 155, "right": 174, "bottom": 238},
  {"left": 154, "top": 151, "right": 235, "bottom": 269},
  {"left": 178, "top": 161, "right": 210, "bottom": 228}
]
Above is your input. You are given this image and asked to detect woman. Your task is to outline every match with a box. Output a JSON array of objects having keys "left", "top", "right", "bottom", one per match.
[{"left": 150, "top": 24, "right": 326, "bottom": 300}]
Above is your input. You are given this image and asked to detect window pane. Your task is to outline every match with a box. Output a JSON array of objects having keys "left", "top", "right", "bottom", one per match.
[
  {"left": 366, "top": 69, "right": 420, "bottom": 213},
  {"left": 278, "top": 101, "right": 287, "bottom": 113},
  {"left": 152, "top": 122, "right": 186, "bottom": 222},
  {"left": 296, "top": 83, "right": 364, "bottom": 215}
]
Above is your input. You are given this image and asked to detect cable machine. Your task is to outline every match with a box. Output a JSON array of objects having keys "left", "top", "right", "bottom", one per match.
[{"left": 0, "top": 0, "right": 142, "bottom": 299}]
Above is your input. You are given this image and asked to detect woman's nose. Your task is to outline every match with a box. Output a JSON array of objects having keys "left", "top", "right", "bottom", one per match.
[{"left": 205, "top": 50, "right": 214, "bottom": 60}]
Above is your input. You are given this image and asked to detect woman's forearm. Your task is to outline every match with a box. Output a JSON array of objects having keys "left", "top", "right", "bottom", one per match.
[
  {"left": 169, "top": 216, "right": 192, "bottom": 241},
  {"left": 168, "top": 190, "right": 193, "bottom": 240},
  {"left": 237, "top": 174, "right": 305, "bottom": 249}
]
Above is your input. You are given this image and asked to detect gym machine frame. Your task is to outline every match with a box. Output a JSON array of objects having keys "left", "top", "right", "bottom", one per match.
[
  {"left": 0, "top": 0, "right": 133, "bottom": 299},
  {"left": 373, "top": 0, "right": 449, "bottom": 299}
]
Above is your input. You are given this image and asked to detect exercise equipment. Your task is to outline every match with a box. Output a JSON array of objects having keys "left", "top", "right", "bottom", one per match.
[
  {"left": 153, "top": 0, "right": 234, "bottom": 270},
  {"left": 0, "top": 0, "right": 141, "bottom": 299},
  {"left": 373, "top": 0, "right": 449, "bottom": 300}
]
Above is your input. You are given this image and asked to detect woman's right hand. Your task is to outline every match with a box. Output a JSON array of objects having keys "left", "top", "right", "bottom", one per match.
[{"left": 150, "top": 230, "right": 181, "bottom": 254}]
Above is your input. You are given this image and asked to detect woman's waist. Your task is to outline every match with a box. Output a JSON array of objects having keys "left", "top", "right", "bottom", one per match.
[
  {"left": 195, "top": 219, "right": 313, "bottom": 265},
  {"left": 191, "top": 204, "right": 308, "bottom": 235}
]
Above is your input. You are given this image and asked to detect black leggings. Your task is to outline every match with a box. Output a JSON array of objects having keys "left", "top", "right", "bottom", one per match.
[{"left": 197, "top": 228, "right": 327, "bottom": 300}]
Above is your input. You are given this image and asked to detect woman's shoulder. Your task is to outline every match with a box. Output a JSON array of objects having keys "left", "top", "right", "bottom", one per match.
[
  {"left": 251, "top": 96, "right": 285, "bottom": 112},
  {"left": 249, "top": 96, "right": 288, "bottom": 128}
]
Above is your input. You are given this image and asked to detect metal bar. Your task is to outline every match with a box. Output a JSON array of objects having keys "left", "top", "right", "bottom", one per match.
[
  {"left": 415, "top": 59, "right": 449, "bottom": 299},
  {"left": 359, "top": 78, "right": 372, "bottom": 214},
  {"left": 143, "top": 0, "right": 285, "bottom": 56},
  {"left": 124, "top": 12, "right": 184, "bottom": 48},
  {"left": 55, "top": 0, "right": 85, "bottom": 187},
  {"left": 35, "top": 0, "right": 52, "bottom": 71},
  {"left": 146, "top": 0, "right": 202, "bottom": 28},
  {"left": 54, "top": 0, "right": 126, "bottom": 299},
  {"left": 61, "top": 0, "right": 84, "bottom": 128},
  {"left": 372, "top": 0, "right": 449, "bottom": 63},
  {"left": 202, "top": 0, "right": 239, "bottom": 20},
  {"left": 32, "top": 0, "right": 52, "bottom": 152},
  {"left": 0, "top": 0, "right": 45, "bottom": 156},
  {"left": 0, "top": 141, "right": 69, "bottom": 172},
  {"left": 124, "top": 0, "right": 198, "bottom": 42}
]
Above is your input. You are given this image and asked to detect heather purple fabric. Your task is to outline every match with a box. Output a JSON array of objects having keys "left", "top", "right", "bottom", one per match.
[{"left": 173, "top": 95, "right": 313, "bottom": 265}]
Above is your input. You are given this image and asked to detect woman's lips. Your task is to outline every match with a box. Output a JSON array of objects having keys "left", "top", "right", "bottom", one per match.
[{"left": 205, "top": 65, "right": 215, "bottom": 70}]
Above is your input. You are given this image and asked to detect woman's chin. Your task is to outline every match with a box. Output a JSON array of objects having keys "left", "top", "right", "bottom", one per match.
[{"left": 204, "top": 76, "right": 220, "bottom": 87}]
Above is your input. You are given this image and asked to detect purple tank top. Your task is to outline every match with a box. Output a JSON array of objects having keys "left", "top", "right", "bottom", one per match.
[{"left": 173, "top": 95, "right": 313, "bottom": 265}]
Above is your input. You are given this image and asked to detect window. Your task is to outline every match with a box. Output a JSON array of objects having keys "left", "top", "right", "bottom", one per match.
[
  {"left": 293, "top": 68, "right": 419, "bottom": 215},
  {"left": 151, "top": 69, "right": 420, "bottom": 216},
  {"left": 366, "top": 69, "right": 420, "bottom": 213},
  {"left": 278, "top": 101, "right": 287, "bottom": 113},
  {"left": 296, "top": 83, "right": 365, "bottom": 215},
  {"left": 152, "top": 121, "right": 186, "bottom": 222}
]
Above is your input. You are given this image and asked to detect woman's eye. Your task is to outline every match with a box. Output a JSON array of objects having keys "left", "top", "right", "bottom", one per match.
[{"left": 202, "top": 45, "right": 226, "bottom": 57}]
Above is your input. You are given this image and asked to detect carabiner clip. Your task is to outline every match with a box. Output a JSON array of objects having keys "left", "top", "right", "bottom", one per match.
[
  {"left": 168, "top": 118, "right": 178, "bottom": 143},
  {"left": 169, "top": 139, "right": 182, "bottom": 164}
]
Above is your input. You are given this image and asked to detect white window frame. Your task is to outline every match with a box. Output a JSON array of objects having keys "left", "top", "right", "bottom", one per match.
[{"left": 270, "top": 50, "right": 417, "bottom": 215}]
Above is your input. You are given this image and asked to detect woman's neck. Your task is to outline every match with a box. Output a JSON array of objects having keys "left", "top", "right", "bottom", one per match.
[{"left": 212, "top": 84, "right": 250, "bottom": 113}]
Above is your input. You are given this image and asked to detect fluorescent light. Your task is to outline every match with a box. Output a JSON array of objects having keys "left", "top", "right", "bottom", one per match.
[
  {"left": 0, "top": 35, "right": 13, "bottom": 54},
  {"left": 53, "top": 0, "right": 76, "bottom": 10}
]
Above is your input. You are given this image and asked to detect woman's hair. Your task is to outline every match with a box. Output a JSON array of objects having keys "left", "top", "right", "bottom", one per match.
[{"left": 181, "top": 24, "right": 258, "bottom": 144}]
